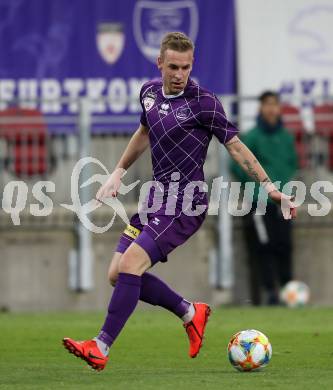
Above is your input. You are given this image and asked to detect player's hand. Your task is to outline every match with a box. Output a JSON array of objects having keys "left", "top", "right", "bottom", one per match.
[
  {"left": 269, "top": 190, "right": 297, "bottom": 220},
  {"left": 95, "top": 168, "right": 125, "bottom": 203}
]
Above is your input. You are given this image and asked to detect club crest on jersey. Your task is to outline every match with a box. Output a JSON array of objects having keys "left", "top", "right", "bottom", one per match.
[
  {"left": 133, "top": 0, "right": 199, "bottom": 63},
  {"left": 176, "top": 107, "right": 191, "bottom": 120},
  {"left": 96, "top": 23, "right": 125, "bottom": 65},
  {"left": 143, "top": 92, "right": 156, "bottom": 111}
]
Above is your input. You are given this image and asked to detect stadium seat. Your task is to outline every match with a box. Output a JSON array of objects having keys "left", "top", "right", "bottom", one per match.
[
  {"left": 313, "top": 104, "right": 333, "bottom": 171},
  {"left": 281, "top": 104, "right": 308, "bottom": 169},
  {"left": 0, "top": 107, "right": 54, "bottom": 177}
]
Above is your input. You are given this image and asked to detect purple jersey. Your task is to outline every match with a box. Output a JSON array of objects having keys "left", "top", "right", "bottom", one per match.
[
  {"left": 140, "top": 78, "right": 238, "bottom": 205},
  {"left": 116, "top": 78, "right": 239, "bottom": 264}
]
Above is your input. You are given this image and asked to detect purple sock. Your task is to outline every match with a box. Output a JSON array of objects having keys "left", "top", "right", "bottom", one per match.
[
  {"left": 140, "top": 273, "right": 190, "bottom": 318},
  {"left": 98, "top": 272, "right": 141, "bottom": 347}
]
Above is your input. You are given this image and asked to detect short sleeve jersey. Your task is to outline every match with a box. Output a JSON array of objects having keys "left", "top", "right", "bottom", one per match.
[{"left": 140, "top": 78, "right": 239, "bottom": 204}]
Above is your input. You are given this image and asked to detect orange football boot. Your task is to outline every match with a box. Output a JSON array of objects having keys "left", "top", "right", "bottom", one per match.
[
  {"left": 62, "top": 338, "right": 108, "bottom": 371},
  {"left": 183, "top": 302, "right": 211, "bottom": 358}
]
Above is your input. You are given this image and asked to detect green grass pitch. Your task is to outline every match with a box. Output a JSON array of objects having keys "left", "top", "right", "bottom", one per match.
[{"left": 0, "top": 307, "right": 332, "bottom": 390}]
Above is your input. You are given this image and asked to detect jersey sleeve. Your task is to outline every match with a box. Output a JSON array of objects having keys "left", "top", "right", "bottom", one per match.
[
  {"left": 200, "top": 94, "right": 239, "bottom": 144},
  {"left": 139, "top": 87, "right": 148, "bottom": 127}
]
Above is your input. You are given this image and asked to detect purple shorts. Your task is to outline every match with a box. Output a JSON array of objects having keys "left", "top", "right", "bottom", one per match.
[{"left": 116, "top": 208, "right": 206, "bottom": 265}]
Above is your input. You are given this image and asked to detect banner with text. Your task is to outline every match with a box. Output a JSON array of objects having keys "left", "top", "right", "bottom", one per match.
[{"left": 0, "top": 0, "right": 236, "bottom": 134}]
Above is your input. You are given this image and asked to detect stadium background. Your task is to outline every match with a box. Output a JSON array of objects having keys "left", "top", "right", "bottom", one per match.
[{"left": 0, "top": 0, "right": 333, "bottom": 313}]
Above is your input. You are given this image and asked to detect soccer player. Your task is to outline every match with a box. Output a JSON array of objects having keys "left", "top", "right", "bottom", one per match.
[{"left": 63, "top": 32, "right": 296, "bottom": 371}]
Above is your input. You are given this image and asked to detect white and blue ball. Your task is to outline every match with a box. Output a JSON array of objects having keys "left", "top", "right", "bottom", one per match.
[{"left": 227, "top": 329, "right": 272, "bottom": 372}]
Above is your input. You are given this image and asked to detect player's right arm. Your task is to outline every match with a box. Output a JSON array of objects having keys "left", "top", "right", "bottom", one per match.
[{"left": 96, "top": 124, "right": 149, "bottom": 200}]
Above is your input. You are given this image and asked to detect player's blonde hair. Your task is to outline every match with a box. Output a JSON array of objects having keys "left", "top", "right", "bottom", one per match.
[{"left": 160, "top": 32, "right": 194, "bottom": 58}]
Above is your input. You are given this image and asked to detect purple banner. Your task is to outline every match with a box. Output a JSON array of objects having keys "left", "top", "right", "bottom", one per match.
[{"left": 0, "top": 0, "right": 236, "bottom": 134}]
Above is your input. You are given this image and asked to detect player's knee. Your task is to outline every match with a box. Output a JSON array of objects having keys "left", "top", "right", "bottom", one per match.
[
  {"left": 118, "top": 251, "right": 137, "bottom": 274},
  {"left": 118, "top": 244, "right": 151, "bottom": 275}
]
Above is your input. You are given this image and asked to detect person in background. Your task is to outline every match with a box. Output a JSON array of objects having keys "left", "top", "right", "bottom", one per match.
[{"left": 232, "top": 91, "right": 298, "bottom": 305}]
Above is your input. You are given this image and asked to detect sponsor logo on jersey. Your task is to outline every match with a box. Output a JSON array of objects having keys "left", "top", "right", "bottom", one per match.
[
  {"left": 176, "top": 106, "right": 191, "bottom": 120},
  {"left": 133, "top": 0, "right": 199, "bottom": 63},
  {"left": 96, "top": 23, "right": 125, "bottom": 65}
]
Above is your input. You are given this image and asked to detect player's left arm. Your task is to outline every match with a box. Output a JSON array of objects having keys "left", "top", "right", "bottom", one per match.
[{"left": 225, "top": 135, "right": 296, "bottom": 219}]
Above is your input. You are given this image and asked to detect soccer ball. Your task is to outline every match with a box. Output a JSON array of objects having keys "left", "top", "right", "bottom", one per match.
[
  {"left": 227, "top": 329, "right": 272, "bottom": 372},
  {"left": 280, "top": 280, "right": 310, "bottom": 307}
]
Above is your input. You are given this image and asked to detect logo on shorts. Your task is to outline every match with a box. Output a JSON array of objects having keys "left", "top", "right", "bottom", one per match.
[
  {"left": 176, "top": 107, "right": 191, "bottom": 120},
  {"left": 152, "top": 217, "right": 160, "bottom": 225},
  {"left": 143, "top": 91, "right": 157, "bottom": 111},
  {"left": 96, "top": 23, "right": 125, "bottom": 65},
  {"left": 133, "top": 0, "right": 199, "bottom": 63}
]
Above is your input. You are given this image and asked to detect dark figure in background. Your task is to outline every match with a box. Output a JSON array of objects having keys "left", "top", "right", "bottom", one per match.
[{"left": 232, "top": 91, "right": 298, "bottom": 305}]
